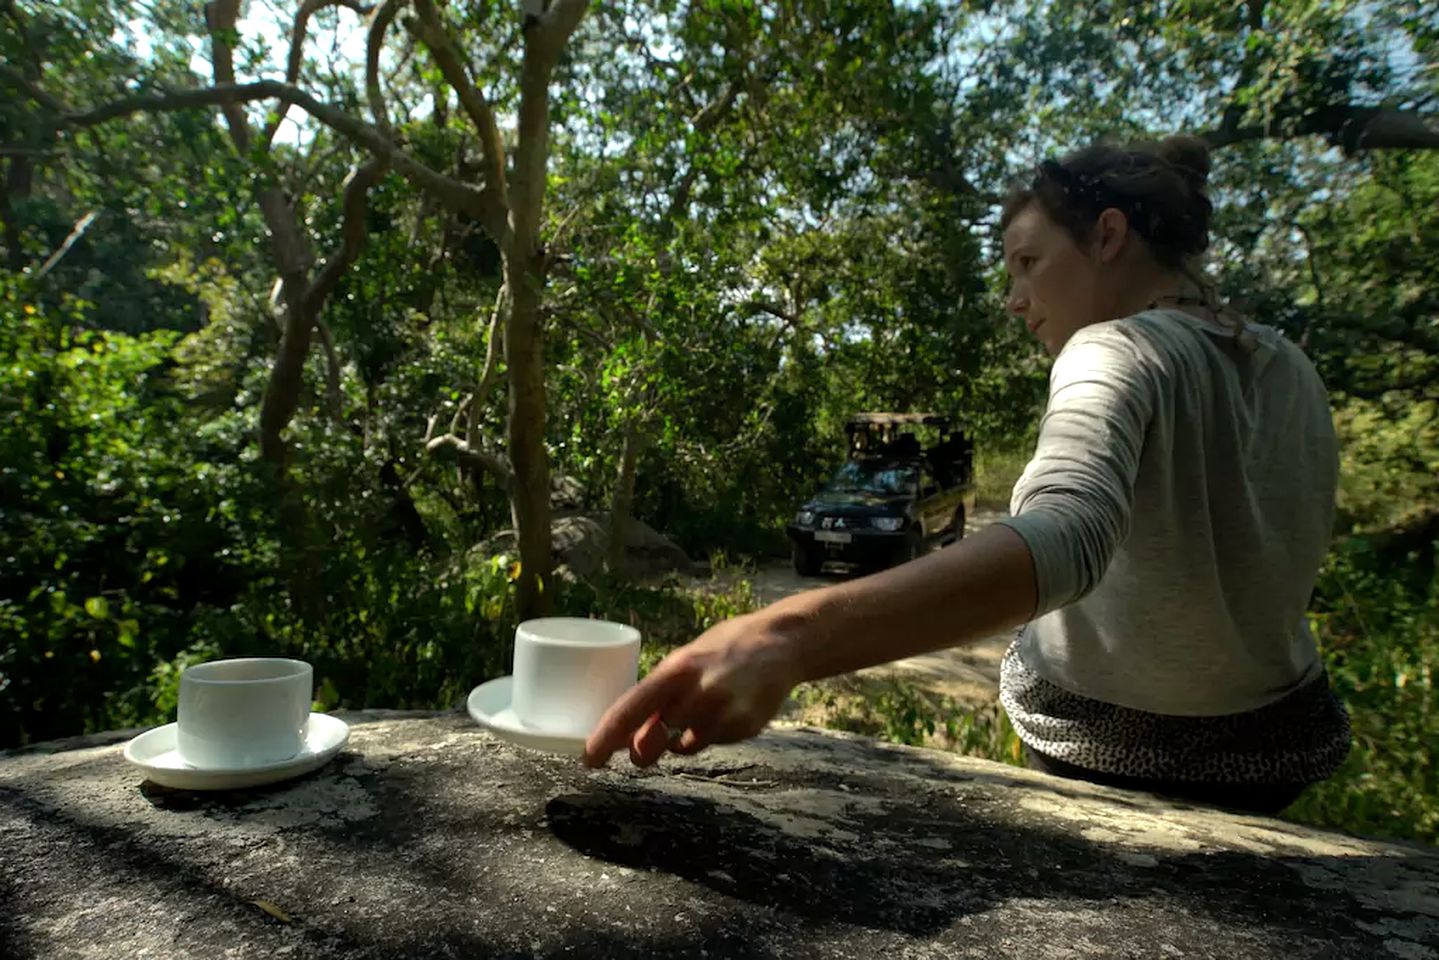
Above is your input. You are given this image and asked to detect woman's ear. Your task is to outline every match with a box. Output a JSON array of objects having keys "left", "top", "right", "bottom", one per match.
[{"left": 1093, "top": 208, "right": 1130, "bottom": 263}]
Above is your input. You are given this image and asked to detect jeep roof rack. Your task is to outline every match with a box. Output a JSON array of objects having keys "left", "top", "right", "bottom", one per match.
[{"left": 845, "top": 412, "right": 948, "bottom": 427}]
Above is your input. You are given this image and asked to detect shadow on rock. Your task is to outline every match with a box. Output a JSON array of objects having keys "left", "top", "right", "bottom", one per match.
[{"left": 546, "top": 779, "right": 1430, "bottom": 949}]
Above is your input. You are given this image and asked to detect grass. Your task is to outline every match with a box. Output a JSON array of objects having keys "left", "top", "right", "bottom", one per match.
[
  {"left": 1280, "top": 541, "right": 1437, "bottom": 845},
  {"left": 974, "top": 442, "right": 1030, "bottom": 510},
  {"left": 785, "top": 675, "right": 1025, "bottom": 762}
]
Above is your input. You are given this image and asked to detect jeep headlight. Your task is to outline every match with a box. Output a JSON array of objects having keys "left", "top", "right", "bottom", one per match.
[
  {"left": 872, "top": 517, "right": 905, "bottom": 532},
  {"left": 795, "top": 510, "right": 815, "bottom": 526}
]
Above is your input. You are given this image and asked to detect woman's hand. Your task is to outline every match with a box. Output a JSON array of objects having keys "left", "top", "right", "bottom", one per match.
[
  {"left": 582, "top": 525, "right": 1038, "bottom": 769},
  {"left": 582, "top": 610, "right": 805, "bottom": 768}
]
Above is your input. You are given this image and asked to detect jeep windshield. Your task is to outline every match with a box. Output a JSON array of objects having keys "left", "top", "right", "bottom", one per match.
[{"left": 824, "top": 461, "right": 917, "bottom": 496}]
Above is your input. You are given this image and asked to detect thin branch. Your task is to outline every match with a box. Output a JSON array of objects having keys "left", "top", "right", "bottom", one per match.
[
  {"left": 366, "top": 0, "right": 406, "bottom": 136},
  {"left": 303, "top": 155, "right": 389, "bottom": 315},
  {"left": 543, "top": 203, "right": 585, "bottom": 269},
  {"left": 688, "top": 78, "right": 742, "bottom": 132},
  {"left": 59, "top": 80, "right": 489, "bottom": 219},
  {"left": 1295, "top": 222, "right": 1327, "bottom": 314},
  {"left": 620, "top": 27, "right": 691, "bottom": 88},
  {"left": 409, "top": 0, "right": 510, "bottom": 242},
  {"left": 33, "top": 210, "right": 98, "bottom": 280},
  {"left": 664, "top": 78, "right": 744, "bottom": 223},
  {"left": 468, "top": 284, "right": 508, "bottom": 448},
  {"left": 744, "top": 299, "right": 795, "bottom": 324},
  {"left": 449, "top": 392, "right": 473, "bottom": 437},
  {"left": 262, "top": 0, "right": 377, "bottom": 149},
  {"left": 314, "top": 316, "right": 344, "bottom": 421}
]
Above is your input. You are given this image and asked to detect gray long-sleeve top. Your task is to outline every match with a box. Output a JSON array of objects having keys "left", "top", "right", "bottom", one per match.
[{"left": 996, "top": 308, "right": 1338, "bottom": 716}]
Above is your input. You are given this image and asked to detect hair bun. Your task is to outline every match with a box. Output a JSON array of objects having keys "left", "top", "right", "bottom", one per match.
[{"left": 1157, "top": 134, "right": 1211, "bottom": 193}]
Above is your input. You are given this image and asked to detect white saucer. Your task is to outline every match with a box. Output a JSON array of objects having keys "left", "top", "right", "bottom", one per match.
[
  {"left": 467, "top": 676, "right": 588, "bottom": 756},
  {"left": 122, "top": 713, "right": 351, "bottom": 791}
]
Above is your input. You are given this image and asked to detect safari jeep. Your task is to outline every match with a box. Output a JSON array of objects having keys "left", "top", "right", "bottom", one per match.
[{"left": 786, "top": 413, "right": 975, "bottom": 576}]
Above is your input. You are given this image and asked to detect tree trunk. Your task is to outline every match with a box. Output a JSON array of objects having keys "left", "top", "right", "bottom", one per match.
[
  {"left": 255, "top": 186, "right": 319, "bottom": 466},
  {"left": 606, "top": 416, "right": 645, "bottom": 575},
  {"left": 503, "top": 258, "right": 551, "bottom": 618},
  {"left": 500, "top": 6, "right": 589, "bottom": 619}
]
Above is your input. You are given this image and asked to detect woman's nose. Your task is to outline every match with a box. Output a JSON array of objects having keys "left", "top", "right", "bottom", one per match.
[{"left": 1006, "top": 286, "right": 1029, "bottom": 317}]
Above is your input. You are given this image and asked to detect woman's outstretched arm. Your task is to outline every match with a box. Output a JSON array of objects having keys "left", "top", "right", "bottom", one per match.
[{"left": 582, "top": 523, "right": 1038, "bottom": 768}]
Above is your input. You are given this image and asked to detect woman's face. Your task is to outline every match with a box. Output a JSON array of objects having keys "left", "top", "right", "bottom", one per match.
[{"left": 1003, "top": 202, "right": 1123, "bottom": 355}]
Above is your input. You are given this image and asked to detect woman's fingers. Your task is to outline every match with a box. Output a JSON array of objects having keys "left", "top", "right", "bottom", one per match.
[
  {"left": 658, "top": 683, "right": 732, "bottom": 757},
  {"left": 583, "top": 656, "right": 698, "bottom": 767},
  {"left": 671, "top": 727, "right": 710, "bottom": 755},
  {"left": 628, "top": 712, "right": 671, "bottom": 767}
]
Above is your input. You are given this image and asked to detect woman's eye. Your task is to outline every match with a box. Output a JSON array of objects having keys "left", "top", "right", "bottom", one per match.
[{"left": 1020, "top": 255, "right": 1037, "bottom": 270}]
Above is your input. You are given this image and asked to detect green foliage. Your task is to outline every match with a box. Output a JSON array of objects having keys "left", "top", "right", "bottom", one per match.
[
  {"left": 0, "top": 282, "right": 232, "bottom": 743},
  {"left": 1284, "top": 542, "right": 1439, "bottom": 845},
  {"left": 1333, "top": 397, "right": 1439, "bottom": 533},
  {"left": 793, "top": 677, "right": 1026, "bottom": 762},
  {"left": 973, "top": 437, "right": 1035, "bottom": 510}
]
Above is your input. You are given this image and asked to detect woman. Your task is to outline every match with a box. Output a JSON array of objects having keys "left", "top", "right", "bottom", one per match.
[{"left": 582, "top": 135, "right": 1352, "bottom": 815}]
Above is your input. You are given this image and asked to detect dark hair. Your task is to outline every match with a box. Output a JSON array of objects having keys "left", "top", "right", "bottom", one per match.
[{"left": 1000, "top": 135, "right": 1213, "bottom": 271}]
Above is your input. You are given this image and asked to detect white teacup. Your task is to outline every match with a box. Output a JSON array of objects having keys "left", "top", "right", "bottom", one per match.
[
  {"left": 511, "top": 618, "right": 640, "bottom": 737},
  {"left": 176, "top": 658, "right": 314, "bottom": 769}
]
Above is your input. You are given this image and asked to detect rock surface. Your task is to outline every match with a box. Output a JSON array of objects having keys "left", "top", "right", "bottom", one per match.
[
  {"left": 482, "top": 514, "right": 691, "bottom": 580},
  {"left": 2, "top": 712, "right": 1436, "bottom": 960},
  {"left": 613, "top": 515, "right": 693, "bottom": 576}
]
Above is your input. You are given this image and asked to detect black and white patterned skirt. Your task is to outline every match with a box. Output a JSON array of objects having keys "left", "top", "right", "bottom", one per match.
[{"left": 999, "top": 641, "right": 1352, "bottom": 785}]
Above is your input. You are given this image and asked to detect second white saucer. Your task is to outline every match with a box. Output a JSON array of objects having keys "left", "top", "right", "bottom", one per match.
[
  {"left": 123, "top": 713, "right": 351, "bottom": 790},
  {"left": 467, "top": 676, "right": 589, "bottom": 756}
]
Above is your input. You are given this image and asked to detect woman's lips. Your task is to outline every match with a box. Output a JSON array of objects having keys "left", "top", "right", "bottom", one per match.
[{"left": 1027, "top": 317, "right": 1045, "bottom": 335}]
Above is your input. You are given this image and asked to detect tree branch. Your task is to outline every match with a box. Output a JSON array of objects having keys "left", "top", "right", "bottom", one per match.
[
  {"left": 1204, "top": 105, "right": 1439, "bottom": 153},
  {"left": 409, "top": 0, "right": 510, "bottom": 243},
  {"left": 537, "top": 0, "right": 590, "bottom": 68},
  {"left": 203, "top": 0, "right": 254, "bottom": 153},
  {"left": 424, "top": 433, "right": 515, "bottom": 490},
  {"left": 0, "top": 62, "right": 65, "bottom": 113},
  {"left": 688, "top": 79, "right": 742, "bottom": 131},
  {"left": 366, "top": 0, "right": 406, "bottom": 136},
  {"left": 664, "top": 78, "right": 744, "bottom": 223},
  {"left": 303, "top": 155, "right": 389, "bottom": 315},
  {"left": 449, "top": 392, "right": 473, "bottom": 437},
  {"left": 314, "top": 315, "right": 344, "bottom": 421},
  {"left": 59, "top": 80, "right": 490, "bottom": 219},
  {"left": 468, "top": 283, "right": 508, "bottom": 448},
  {"left": 744, "top": 299, "right": 795, "bottom": 324},
  {"left": 262, "top": 0, "right": 377, "bottom": 149},
  {"left": 33, "top": 210, "right": 97, "bottom": 280}
]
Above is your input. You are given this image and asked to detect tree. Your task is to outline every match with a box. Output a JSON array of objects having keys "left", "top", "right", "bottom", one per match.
[{"left": 4, "top": 0, "right": 591, "bottom": 617}]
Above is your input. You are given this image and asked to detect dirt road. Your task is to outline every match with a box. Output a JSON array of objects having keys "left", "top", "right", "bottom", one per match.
[{"left": 706, "top": 506, "right": 1013, "bottom": 709}]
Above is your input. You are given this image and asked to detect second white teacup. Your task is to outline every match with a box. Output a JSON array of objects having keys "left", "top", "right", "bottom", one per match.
[
  {"left": 176, "top": 658, "right": 313, "bottom": 770},
  {"left": 511, "top": 618, "right": 640, "bottom": 737}
]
